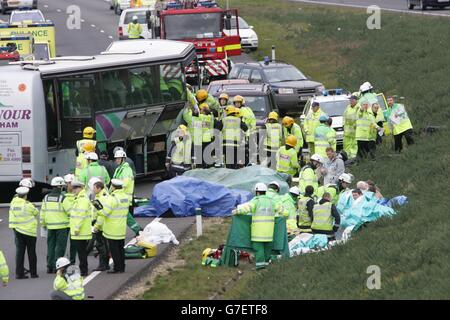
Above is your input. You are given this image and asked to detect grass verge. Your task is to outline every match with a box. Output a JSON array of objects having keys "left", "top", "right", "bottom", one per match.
[
  {"left": 214, "top": 0, "right": 450, "bottom": 299},
  {"left": 137, "top": 217, "right": 257, "bottom": 300}
]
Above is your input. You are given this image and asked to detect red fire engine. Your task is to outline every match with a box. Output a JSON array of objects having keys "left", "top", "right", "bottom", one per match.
[{"left": 150, "top": 0, "right": 241, "bottom": 84}]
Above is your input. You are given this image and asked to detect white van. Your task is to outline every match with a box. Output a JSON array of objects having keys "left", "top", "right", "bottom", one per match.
[{"left": 118, "top": 8, "right": 154, "bottom": 40}]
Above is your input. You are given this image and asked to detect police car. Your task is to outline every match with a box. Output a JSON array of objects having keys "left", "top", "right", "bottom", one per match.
[{"left": 300, "top": 89, "right": 351, "bottom": 150}]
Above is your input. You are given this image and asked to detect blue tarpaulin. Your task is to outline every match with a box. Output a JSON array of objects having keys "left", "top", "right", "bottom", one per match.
[{"left": 134, "top": 176, "right": 253, "bottom": 217}]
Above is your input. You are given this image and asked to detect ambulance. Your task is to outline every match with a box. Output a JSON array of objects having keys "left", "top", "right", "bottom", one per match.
[{"left": 0, "top": 21, "right": 56, "bottom": 57}]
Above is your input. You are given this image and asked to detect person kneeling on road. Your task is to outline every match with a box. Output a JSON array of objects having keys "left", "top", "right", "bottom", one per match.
[
  {"left": 311, "top": 192, "right": 340, "bottom": 242},
  {"left": 51, "top": 257, "right": 85, "bottom": 300}
]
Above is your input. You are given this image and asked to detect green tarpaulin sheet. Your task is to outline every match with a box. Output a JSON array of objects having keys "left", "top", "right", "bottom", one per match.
[{"left": 220, "top": 215, "right": 290, "bottom": 267}]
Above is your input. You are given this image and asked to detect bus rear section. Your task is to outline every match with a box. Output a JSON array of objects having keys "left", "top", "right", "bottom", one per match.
[{"left": 0, "top": 69, "right": 47, "bottom": 186}]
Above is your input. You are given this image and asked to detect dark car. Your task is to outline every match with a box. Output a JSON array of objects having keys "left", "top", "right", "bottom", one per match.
[
  {"left": 213, "top": 83, "right": 278, "bottom": 126},
  {"left": 407, "top": 0, "right": 450, "bottom": 10},
  {"left": 228, "top": 59, "right": 324, "bottom": 118}
]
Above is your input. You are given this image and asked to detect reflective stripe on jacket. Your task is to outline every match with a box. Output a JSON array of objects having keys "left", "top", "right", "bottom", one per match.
[{"left": 8, "top": 197, "right": 38, "bottom": 237}]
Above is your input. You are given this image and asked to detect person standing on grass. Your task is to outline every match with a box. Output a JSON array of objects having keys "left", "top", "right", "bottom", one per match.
[
  {"left": 232, "top": 183, "right": 284, "bottom": 270},
  {"left": 386, "top": 96, "right": 414, "bottom": 153},
  {"left": 343, "top": 95, "right": 359, "bottom": 159}
]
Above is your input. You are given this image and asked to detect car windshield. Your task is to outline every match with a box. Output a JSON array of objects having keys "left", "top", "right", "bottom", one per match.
[
  {"left": 376, "top": 94, "right": 387, "bottom": 110},
  {"left": 164, "top": 13, "right": 222, "bottom": 40},
  {"left": 243, "top": 96, "right": 269, "bottom": 117},
  {"left": 264, "top": 66, "right": 307, "bottom": 82},
  {"left": 208, "top": 84, "right": 222, "bottom": 96},
  {"left": 124, "top": 11, "right": 148, "bottom": 24},
  {"left": 231, "top": 16, "right": 249, "bottom": 29},
  {"left": 10, "top": 12, "right": 44, "bottom": 23},
  {"left": 316, "top": 99, "right": 349, "bottom": 117}
]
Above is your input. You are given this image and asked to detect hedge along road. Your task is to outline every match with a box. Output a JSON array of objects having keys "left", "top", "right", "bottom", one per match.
[{"left": 292, "top": 0, "right": 450, "bottom": 17}]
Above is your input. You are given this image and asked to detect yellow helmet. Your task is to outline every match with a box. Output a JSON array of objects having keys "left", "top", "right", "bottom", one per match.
[
  {"left": 83, "top": 126, "right": 96, "bottom": 138},
  {"left": 83, "top": 142, "right": 96, "bottom": 153},
  {"left": 233, "top": 95, "right": 245, "bottom": 105},
  {"left": 225, "top": 106, "right": 236, "bottom": 116},
  {"left": 196, "top": 89, "right": 208, "bottom": 102},
  {"left": 285, "top": 135, "right": 297, "bottom": 147},
  {"left": 268, "top": 111, "right": 279, "bottom": 121},
  {"left": 178, "top": 124, "right": 188, "bottom": 133},
  {"left": 199, "top": 102, "right": 209, "bottom": 111},
  {"left": 202, "top": 248, "right": 212, "bottom": 260},
  {"left": 282, "top": 116, "right": 294, "bottom": 127},
  {"left": 219, "top": 93, "right": 229, "bottom": 100}
]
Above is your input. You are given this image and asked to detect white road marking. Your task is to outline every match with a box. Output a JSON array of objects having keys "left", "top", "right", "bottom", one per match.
[
  {"left": 44, "top": 5, "right": 48, "bottom": 8},
  {"left": 81, "top": 19, "right": 85, "bottom": 23},
  {"left": 83, "top": 217, "right": 162, "bottom": 286},
  {"left": 91, "top": 24, "right": 96, "bottom": 28},
  {"left": 57, "top": 9, "right": 62, "bottom": 13},
  {"left": 108, "top": 36, "right": 114, "bottom": 39},
  {"left": 293, "top": 0, "right": 450, "bottom": 18},
  {"left": 100, "top": 30, "right": 105, "bottom": 33}
]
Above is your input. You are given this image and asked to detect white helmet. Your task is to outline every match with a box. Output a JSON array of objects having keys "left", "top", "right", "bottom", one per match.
[
  {"left": 51, "top": 177, "right": 66, "bottom": 187},
  {"left": 16, "top": 186, "right": 30, "bottom": 195},
  {"left": 310, "top": 153, "right": 323, "bottom": 164},
  {"left": 88, "top": 177, "right": 102, "bottom": 191},
  {"left": 254, "top": 182, "right": 267, "bottom": 192},
  {"left": 114, "top": 149, "right": 127, "bottom": 158},
  {"left": 289, "top": 186, "right": 300, "bottom": 196},
  {"left": 359, "top": 81, "right": 373, "bottom": 93},
  {"left": 85, "top": 152, "right": 98, "bottom": 161},
  {"left": 55, "top": 257, "right": 71, "bottom": 270},
  {"left": 338, "top": 173, "right": 352, "bottom": 184},
  {"left": 268, "top": 181, "right": 280, "bottom": 190},
  {"left": 19, "top": 178, "right": 34, "bottom": 188},
  {"left": 64, "top": 174, "right": 75, "bottom": 184},
  {"left": 132, "top": 15, "right": 138, "bottom": 20}
]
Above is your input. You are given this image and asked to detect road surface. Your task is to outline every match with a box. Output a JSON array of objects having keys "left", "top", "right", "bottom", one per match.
[
  {"left": 293, "top": 0, "right": 450, "bottom": 17},
  {"left": 0, "top": 0, "right": 249, "bottom": 300},
  {"left": 0, "top": 179, "right": 196, "bottom": 300}
]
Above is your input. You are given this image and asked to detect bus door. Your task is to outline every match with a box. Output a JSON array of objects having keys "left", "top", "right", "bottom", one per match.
[{"left": 57, "top": 75, "right": 96, "bottom": 149}]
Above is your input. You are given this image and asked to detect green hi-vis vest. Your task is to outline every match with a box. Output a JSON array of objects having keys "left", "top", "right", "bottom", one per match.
[
  {"left": 0, "top": 250, "right": 8, "bottom": 284},
  {"left": 276, "top": 146, "right": 299, "bottom": 176},
  {"left": 75, "top": 153, "right": 87, "bottom": 178},
  {"left": 54, "top": 274, "right": 85, "bottom": 300},
  {"left": 311, "top": 202, "right": 333, "bottom": 231},
  {"left": 298, "top": 165, "right": 318, "bottom": 195},
  {"left": 343, "top": 104, "right": 359, "bottom": 137},
  {"left": 127, "top": 22, "right": 142, "bottom": 39},
  {"left": 305, "top": 109, "right": 326, "bottom": 143},
  {"left": 391, "top": 103, "right": 413, "bottom": 135},
  {"left": 264, "top": 122, "right": 282, "bottom": 151},
  {"left": 8, "top": 197, "right": 38, "bottom": 237},
  {"left": 222, "top": 116, "right": 242, "bottom": 147},
  {"left": 297, "top": 195, "right": 313, "bottom": 232},
  {"left": 314, "top": 124, "right": 336, "bottom": 158},
  {"left": 283, "top": 123, "right": 303, "bottom": 153},
  {"left": 250, "top": 195, "right": 276, "bottom": 242},
  {"left": 355, "top": 110, "right": 375, "bottom": 141},
  {"left": 201, "top": 113, "right": 214, "bottom": 143},
  {"left": 79, "top": 162, "right": 110, "bottom": 186},
  {"left": 40, "top": 192, "right": 69, "bottom": 230},
  {"left": 69, "top": 190, "right": 92, "bottom": 240},
  {"left": 102, "top": 189, "right": 130, "bottom": 240},
  {"left": 240, "top": 106, "right": 256, "bottom": 135},
  {"left": 113, "top": 162, "right": 135, "bottom": 200}
]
